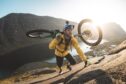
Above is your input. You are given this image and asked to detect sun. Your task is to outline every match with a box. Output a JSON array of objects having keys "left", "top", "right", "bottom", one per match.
[{"left": 72, "top": 0, "right": 122, "bottom": 26}]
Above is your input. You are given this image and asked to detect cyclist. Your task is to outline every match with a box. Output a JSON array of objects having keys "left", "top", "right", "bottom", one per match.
[{"left": 49, "top": 21, "right": 87, "bottom": 74}]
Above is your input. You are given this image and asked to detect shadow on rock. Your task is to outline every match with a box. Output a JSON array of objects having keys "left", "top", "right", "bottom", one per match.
[{"left": 67, "top": 69, "right": 113, "bottom": 84}]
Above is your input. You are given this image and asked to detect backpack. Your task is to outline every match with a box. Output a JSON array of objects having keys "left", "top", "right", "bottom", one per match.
[{"left": 57, "top": 34, "right": 72, "bottom": 52}]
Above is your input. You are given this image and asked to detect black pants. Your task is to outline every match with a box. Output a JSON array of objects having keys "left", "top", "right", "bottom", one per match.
[{"left": 56, "top": 53, "right": 76, "bottom": 68}]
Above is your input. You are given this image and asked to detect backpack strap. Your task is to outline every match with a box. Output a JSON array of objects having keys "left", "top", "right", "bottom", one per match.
[
  {"left": 56, "top": 34, "right": 71, "bottom": 53},
  {"left": 58, "top": 37, "right": 64, "bottom": 45},
  {"left": 64, "top": 37, "right": 71, "bottom": 51}
]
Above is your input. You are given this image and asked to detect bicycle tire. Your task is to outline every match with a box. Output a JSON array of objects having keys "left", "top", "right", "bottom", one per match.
[
  {"left": 78, "top": 19, "right": 103, "bottom": 46},
  {"left": 26, "top": 29, "right": 53, "bottom": 38}
]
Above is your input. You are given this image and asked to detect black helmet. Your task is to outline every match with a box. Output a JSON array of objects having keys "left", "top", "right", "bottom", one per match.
[
  {"left": 66, "top": 21, "right": 69, "bottom": 24},
  {"left": 64, "top": 25, "right": 74, "bottom": 30}
]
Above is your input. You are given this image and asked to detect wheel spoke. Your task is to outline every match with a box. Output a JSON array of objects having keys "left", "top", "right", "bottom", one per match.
[{"left": 78, "top": 19, "right": 102, "bottom": 46}]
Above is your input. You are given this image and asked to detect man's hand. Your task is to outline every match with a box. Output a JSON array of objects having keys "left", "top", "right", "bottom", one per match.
[
  {"left": 84, "top": 61, "right": 88, "bottom": 68},
  {"left": 83, "top": 60, "right": 92, "bottom": 68}
]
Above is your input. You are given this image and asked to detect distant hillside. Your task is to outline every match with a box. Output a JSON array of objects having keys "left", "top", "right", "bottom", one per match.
[
  {"left": 0, "top": 13, "right": 76, "bottom": 70},
  {"left": 0, "top": 13, "right": 125, "bottom": 55},
  {"left": 0, "top": 13, "right": 67, "bottom": 47},
  {"left": 0, "top": 13, "right": 126, "bottom": 71},
  {"left": 0, "top": 13, "right": 76, "bottom": 53},
  {"left": 102, "top": 22, "right": 126, "bottom": 41}
]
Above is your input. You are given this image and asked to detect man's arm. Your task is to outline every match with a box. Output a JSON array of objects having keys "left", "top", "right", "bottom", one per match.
[
  {"left": 49, "top": 33, "right": 62, "bottom": 49},
  {"left": 71, "top": 37, "right": 87, "bottom": 62},
  {"left": 49, "top": 38, "right": 58, "bottom": 49}
]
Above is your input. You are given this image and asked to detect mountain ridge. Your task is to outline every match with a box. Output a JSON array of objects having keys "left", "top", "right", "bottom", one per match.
[{"left": 0, "top": 13, "right": 125, "bottom": 72}]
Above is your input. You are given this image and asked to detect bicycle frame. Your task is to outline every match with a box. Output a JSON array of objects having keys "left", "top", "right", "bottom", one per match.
[{"left": 26, "top": 19, "right": 103, "bottom": 46}]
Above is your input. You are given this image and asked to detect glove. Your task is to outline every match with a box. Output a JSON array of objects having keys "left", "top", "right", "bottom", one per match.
[
  {"left": 83, "top": 60, "right": 92, "bottom": 68},
  {"left": 84, "top": 61, "right": 88, "bottom": 68}
]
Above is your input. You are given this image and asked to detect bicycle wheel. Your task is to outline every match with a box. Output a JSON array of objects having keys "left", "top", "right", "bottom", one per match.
[
  {"left": 26, "top": 29, "right": 53, "bottom": 38},
  {"left": 78, "top": 19, "right": 102, "bottom": 46}
]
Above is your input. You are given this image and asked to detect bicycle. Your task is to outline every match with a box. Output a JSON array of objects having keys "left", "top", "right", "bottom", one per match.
[{"left": 26, "top": 19, "right": 102, "bottom": 46}]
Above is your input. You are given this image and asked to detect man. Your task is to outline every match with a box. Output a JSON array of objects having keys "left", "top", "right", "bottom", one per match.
[{"left": 49, "top": 21, "right": 87, "bottom": 74}]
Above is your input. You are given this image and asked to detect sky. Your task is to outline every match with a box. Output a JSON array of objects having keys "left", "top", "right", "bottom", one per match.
[{"left": 0, "top": 0, "right": 126, "bottom": 31}]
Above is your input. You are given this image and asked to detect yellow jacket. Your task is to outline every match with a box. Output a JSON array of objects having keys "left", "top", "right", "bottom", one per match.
[{"left": 49, "top": 34, "right": 87, "bottom": 61}]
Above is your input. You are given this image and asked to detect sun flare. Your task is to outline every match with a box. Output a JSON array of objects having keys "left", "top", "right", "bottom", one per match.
[{"left": 58, "top": 0, "right": 125, "bottom": 31}]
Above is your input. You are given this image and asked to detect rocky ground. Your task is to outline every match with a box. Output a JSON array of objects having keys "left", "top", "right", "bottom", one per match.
[
  {"left": 0, "top": 40, "right": 126, "bottom": 84},
  {"left": 85, "top": 40, "right": 123, "bottom": 57}
]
